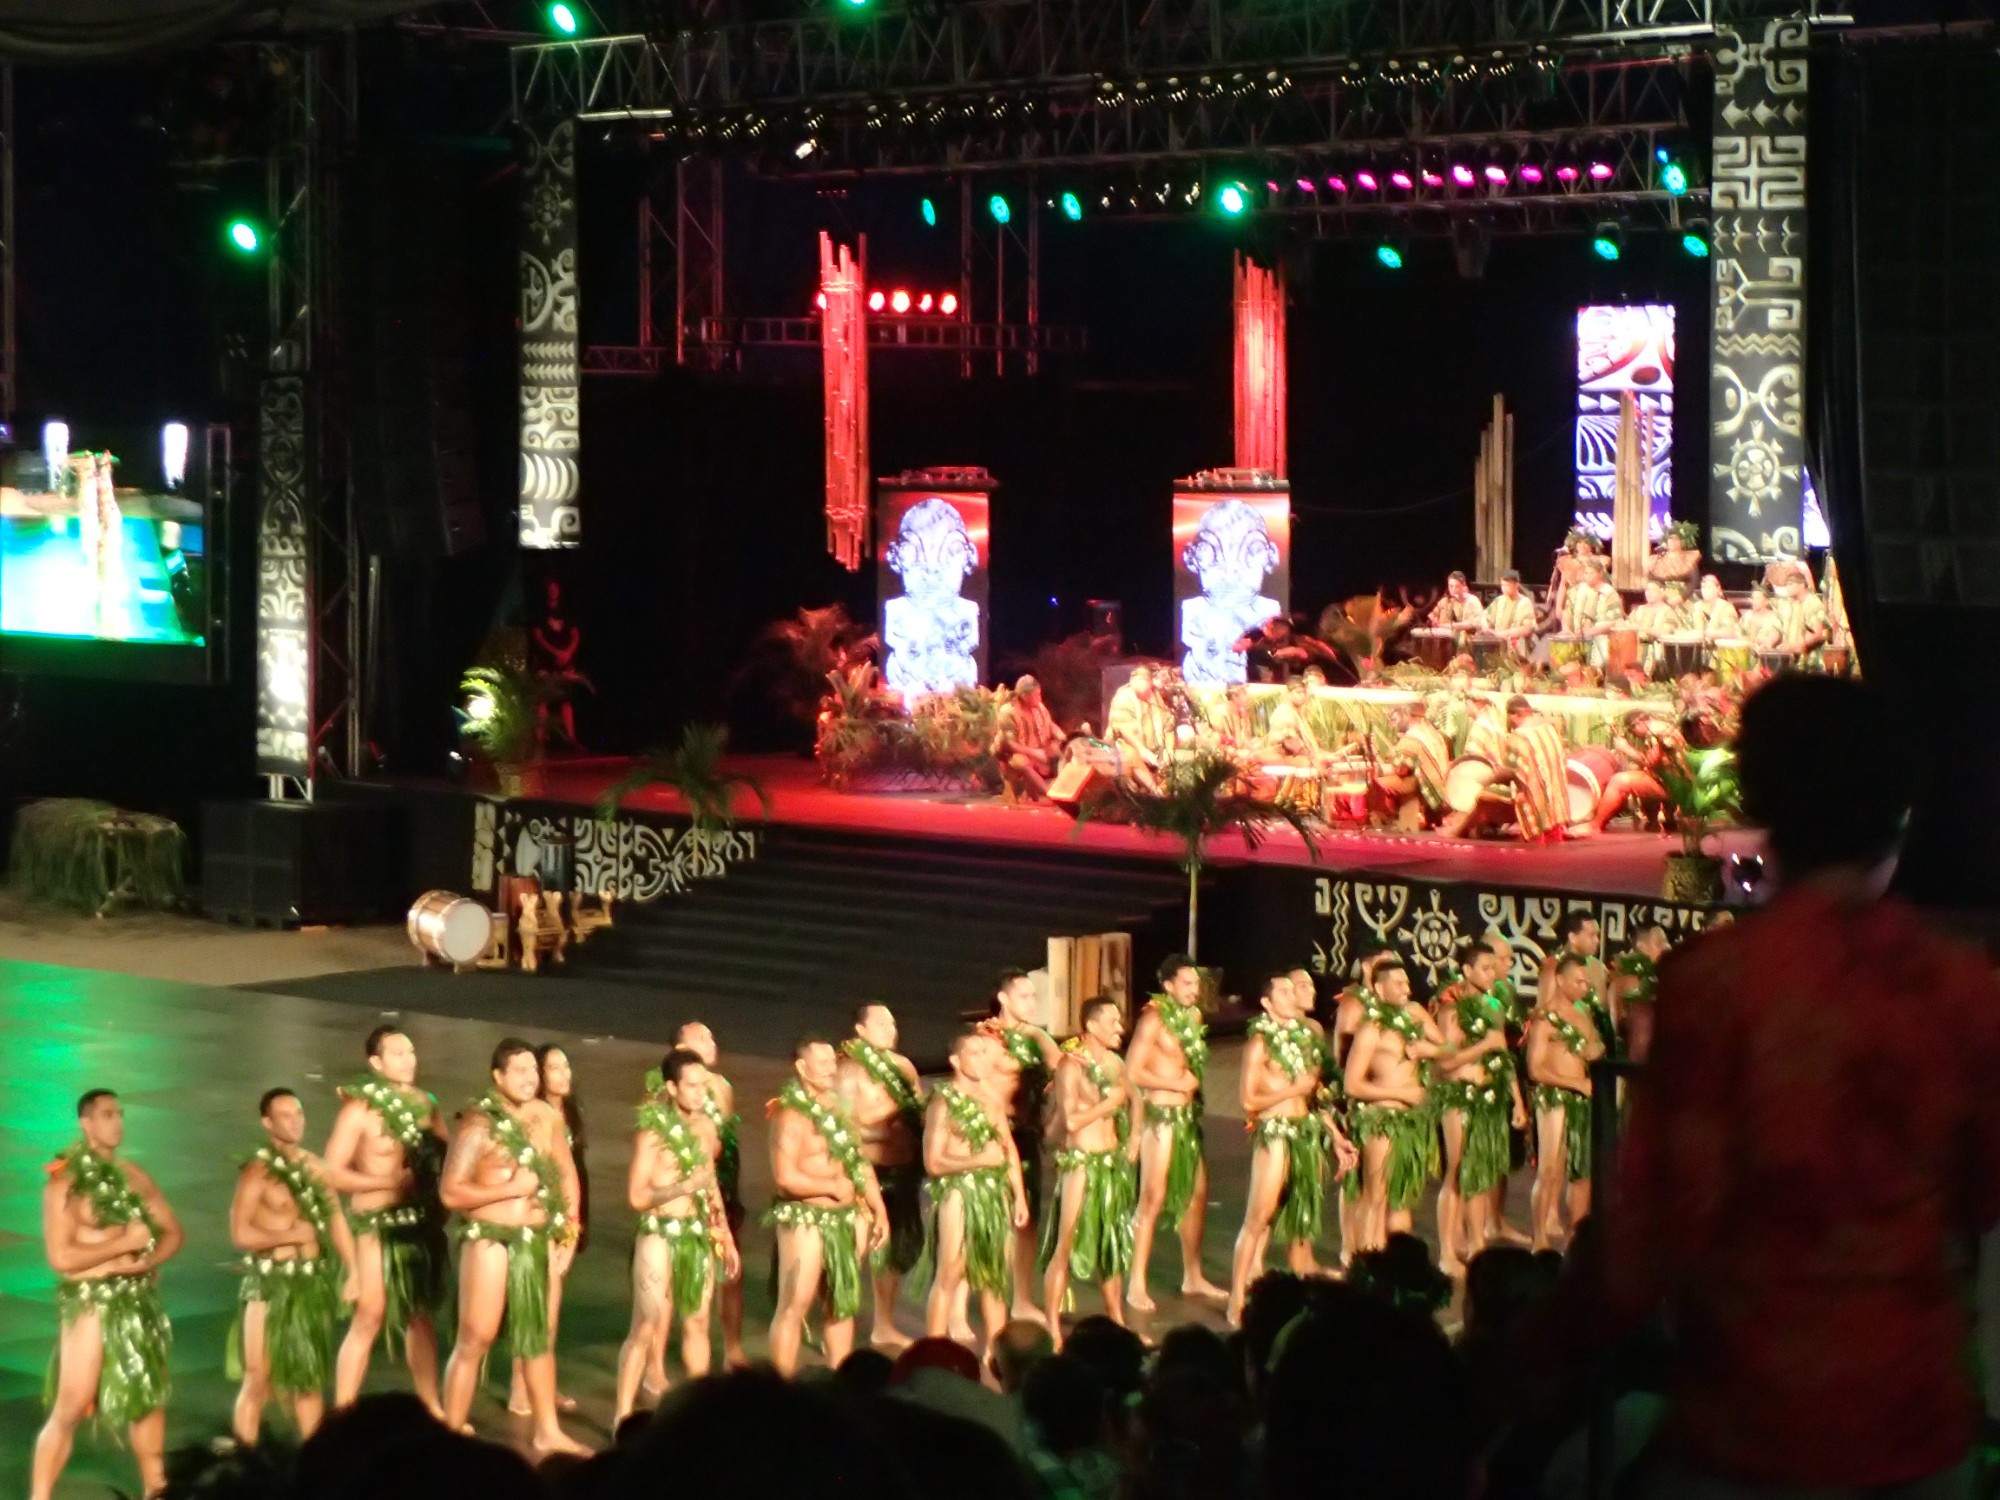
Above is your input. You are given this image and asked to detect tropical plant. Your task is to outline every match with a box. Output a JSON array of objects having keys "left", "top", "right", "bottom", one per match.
[
  {"left": 458, "top": 663, "right": 571, "bottom": 770},
  {"left": 1002, "top": 631, "right": 1120, "bottom": 733},
  {"left": 741, "top": 604, "right": 880, "bottom": 740},
  {"left": 597, "top": 723, "right": 771, "bottom": 837},
  {"left": 1656, "top": 745, "right": 1742, "bottom": 857},
  {"left": 1081, "top": 748, "right": 1318, "bottom": 960}
]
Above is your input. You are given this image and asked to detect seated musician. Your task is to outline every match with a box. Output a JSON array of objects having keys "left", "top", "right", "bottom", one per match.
[
  {"left": 1660, "top": 579, "right": 1693, "bottom": 631},
  {"left": 1427, "top": 571, "right": 1488, "bottom": 638},
  {"left": 1206, "top": 681, "right": 1264, "bottom": 760},
  {"left": 1690, "top": 574, "right": 1739, "bottom": 639},
  {"left": 1627, "top": 581, "right": 1674, "bottom": 643},
  {"left": 1376, "top": 702, "right": 1452, "bottom": 830},
  {"left": 1578, "top": 712, "right": 1683, "bottom": 836},
  {"left": 1264, "top": 676, "right": 1326, "bottom": 770},
  {"left": 1740, "top": 585, "right": 1784, "bottom": 652},
  {"left": 1775, "top": 574, "right": 1830, "bottom": 665},
  {"left": 1558, "top": 558, "right": 1625, "bottom": 664},
  {"left": 1483, "top": 570, "right": 1538, "bottom": 660},
  {"left": 993, "top": 674, "right": 1063, "bottom": 800},
  {"left": 1105, "top": 665, "right": 1173, "bottom": 793}
]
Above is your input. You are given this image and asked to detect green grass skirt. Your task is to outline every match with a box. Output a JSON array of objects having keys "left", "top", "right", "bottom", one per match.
[
  {"left": 1349, "top": 1102, "right": 1438, "bottom": 1212},
  {"left": 1253, "top": 1114, "right": 1329, "bottom": 1247},
  {"left": 912, "top": 1166, "right": 1013, "bottom": 1300},
  {"left": 1040, "top": 1147, "right": 1137, "bottom": 1281},
  {"left": 1143, "top": 1101, "right": 1203, "bottom": 1228},
  {"left": 764, "top": 1200, "right": 863, "bottom": 1322},
  {"left": 637, "top": 1211, "right": 715, "bottom": 1311},
  {"left": 1533, "top": 1084, "right": 1592, "bottom": 1182},
  {"left": 350, "top": 1203, "right": 448, "bottom": 1360},
  {"left": 226, "top": 1257, "right": 344, "bottom": 1396},
  {"left": 1436, "top": 1079, "right": 1514, "bottom": 1197},
  {"left": 49, "top": 1274, "right": 171, "bottom": 1428},
  {"left": 456, "top": 1222, "right": 551, "bottom": 1361},
  {"left": 873, "top": 1162, "right": 925, "bottom": 1276},
  {"left": 1012, "top": 1125, "right": 1044, "bottom": 1225}
]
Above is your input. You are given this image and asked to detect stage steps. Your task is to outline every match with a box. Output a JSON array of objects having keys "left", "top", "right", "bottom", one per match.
[{"left": 570, "top": 824, "right": 1190, "bottom": 1058}]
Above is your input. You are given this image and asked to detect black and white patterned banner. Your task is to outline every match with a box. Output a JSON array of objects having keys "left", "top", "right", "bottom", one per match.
[
  {"left": 255, "top": 375, "right": 311, "bottom": 777},
  {"left": 519, "top": 118, "right": 581, "bottom": 550},
  {"left": 1707, "top": 19, "right": 1809, "bottom": 565}
]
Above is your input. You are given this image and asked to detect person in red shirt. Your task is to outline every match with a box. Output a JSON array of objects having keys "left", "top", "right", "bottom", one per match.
[{"left": 1584, "top": 676, "right": 2000, "bottom": 1498}]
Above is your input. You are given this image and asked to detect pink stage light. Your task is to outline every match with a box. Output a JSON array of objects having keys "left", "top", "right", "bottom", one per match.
[
  {"left": 1450, "top": 163, "right": 1476, "bottom": 187},
  {"left": 1266, "top": 180, "right": 1283, "bottom": 194},
  {"left": 1327, "top": 175, "right": 1348, "bottom": 193},
  {"left": 939, "top": 291, "right": 960, "bottom": 315},
  {"left": 1296, "top": 177, "right": 1316, "bottom": 193},
  {"left": 867, "top": 290, "right": 886, "bottom": 312},
  {"left": 1421, "top": 169, "right": 1443, "bottom": 187},
  {"left": 918, "top": 292, "right": 934, "bottom": 312},
  {"left": 1556, "top": 164, "right": 1581, "bottom": 183},
  {"left": 1588, "top": 161, "right": 1614, "bottom": 181},
  {"left": 1389, "top": 169, "right": 1413, "bottom": 190},
  {"left": 816, "top": 290, "right": 828, "bottom": 310},
  {"left": 890, "top": 288, "right": 911, "bottom": 313},
  {"left": 1483, "top": 164, "right": 1508, "bottom": 184},
  {"left": 1519, "top": 163, "right": 1545, "bottom": 184},
  {"left": 1356, "top": 170, "right": 1379, "bottom": 190}
]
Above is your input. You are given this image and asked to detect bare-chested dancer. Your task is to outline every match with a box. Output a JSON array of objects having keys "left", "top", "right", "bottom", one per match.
[
  {"left": 1540, "top": 911, "right": 1613, "bottom": 1053},
  {"left": 1528, "top": 954, "right": 1606, "bottom": 1250},
  {"left": 919, "top": 1030, "right": 1028, "bottom": 1351},
  {"left": 613, "top": 1048, "right": 739, "bottom": 1422},
  {"left": 438, "top": 1038, "right": 586, "bottom": 1457},
  {"left": 1329, "top": 949, "right": 1393, "bottom": 1263},
  {"left": 32, "top": 1089, "right": 184, "bottom": 1500},
  {"left": 1041, "top": 998, "right": 1137, "bottom": 1342},
  {"left": 768, "top": 1037, "right": 889, "bottom": 1377},
  {"left": 650, "top": 1020, "right": 745, "bottom": 1384},
  {"left": 987, "top": 968, "right": 1061, "bottom": 1316},
  {"left": 1127, "top": 954, "right": 1227, "bottom": 1310},
  {"left": 1610, "top": 922, "right": 1671, "bottom": 1063},
  {"left": 838, "top": 1003, "right": 925, "bottom": 1349},
  {"left": 1429, "top": 944, "right": 1528, "bottom": 1276},
  {"left": 229, "top": 1088, "right": 356, "bottom": 1444},
  {"left": 324, "top": 1025, "right": 448, "bottom": 1415},
  {"left": 1344, "top": 958, "right": 1453, "bottom": 1255}
]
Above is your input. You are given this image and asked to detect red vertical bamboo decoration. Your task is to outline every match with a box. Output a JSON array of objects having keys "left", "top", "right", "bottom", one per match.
[
  {"left": 1233, "top": 253, "right": 1288, "bottom": 477},
  {"left": 820, "top": 231, "right": 870, "bottom": 569}
]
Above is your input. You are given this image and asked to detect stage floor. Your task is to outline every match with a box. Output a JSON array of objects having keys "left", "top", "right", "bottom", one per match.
[
  {"left": 1, "top": 954, "right": 1496, "bottom": 1488},
  {"left": 530, "top": 753, "right": 1755, "bottom": 901}
]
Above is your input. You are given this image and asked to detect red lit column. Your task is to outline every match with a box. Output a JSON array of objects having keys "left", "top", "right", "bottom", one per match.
[
  {"left": 1233, "top": 253, "right": 1287, "bottom": 477},
  {"left": 820, "top": 232, "right": 870, "bottom": 570}
]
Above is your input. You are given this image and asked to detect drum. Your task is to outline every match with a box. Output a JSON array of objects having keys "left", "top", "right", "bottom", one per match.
[
  {"left": 1820, "top": 645, "right": 1851, "bottom": 677},
  {"left": 1657, "top": 635, "right": 1706, "bottom": 681},
  {"left": 1757, "top": 649, "right": 1792, "bottom": 676},
  {"left": 1605, "top": 627, "right": 1640, "bottom": 679},
  {"left": 1564, "top": 747, "right": 1621, "bottom": 826},
  {"left": 1411, "top": 627, "right": 1454, "bottom": 670},
  {"left": 1326, "top": 782, "right": 1371, "bottom": 824},
  {"left": 1711, "top": 637, "right": 1753, "bottom": 678},
  {"left": 1548, "top": 635, "right": 1589, "bottom": 670},
  {"left": 1468, "top": 632, "right": 1508, "bottom": 675},
  {"left": 408, "top": 890, "right": 494, "bottom": 969},
  {"left": 1263, "top": 765, "right": 1322, "bottom": 816},
  {"left": 1443, "top": 755, "right": 1499, "bottom": 814}
]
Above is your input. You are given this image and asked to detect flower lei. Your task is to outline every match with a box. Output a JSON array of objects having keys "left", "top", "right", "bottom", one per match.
[
  {"left": 771, "top": 1078, "right": 870, "bottom": 1199},
  {"left": 842, "top": 1038, "right": 923, "bottom": 1117},
  {"left": 343, "top": 1074, "right": 440, "bottom": 1173},
  {"left": 1613, "top": 950, "right": 1658, "bottom": 1004},
  {"left": 1360, "top": 991, "right": 1426, "bottom": 1046},
  {"left": 255, "top": 1146, "right": 337, "bottom": 1253},
  {"left": 1248, "top": 1014, "right": 1323, "bottom": 1082},
  {"left": 469, "top": 1092, "right": 575, "bottom": 1245},
  {"left": 936, "top": 1083, "right": 1000, "bottom": 1155},
  {"left": 1061, "top": 1038, "right": 1129, "bottom": 1145},
  {"left": 1150, "top": 995, "right": 1209, "bottom": 1083},
  {"left": 636, "top": 1100, "right": 709, "bottom": 1181},
  {"left": 57, "top": 1146, "right": 156, "bottom": 1242},
  {"left": 1456, "top": 991, "right": 1517, "bottom": 1083},
  {"left": 1539, "top": 1008, "right": 1593, "bottom": 1058}
]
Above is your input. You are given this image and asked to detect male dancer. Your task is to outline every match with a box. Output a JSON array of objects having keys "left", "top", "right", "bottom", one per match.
[
  {"left": 1344, "top": 959, "right": 1450, "bottom": 1254},
  {"left": 613, "top": 1047, "right": 739, "bottom": 1422},
  {"left": 1126, "top": 954, "right": 1227, "bottom": 1310},
  {"left": 919, "top": 1030, "right": 1027, "bottom": 1350},
  {"left": 1228, "top": 977, "right": 1345, "bottom": 1325},
  {"left": 655, "top": 1020, "right": 745, "bottom": 1378},
  {"left": 768, "top": 1037, "right": 888, "bottom": 1376},
  {"left": 988, "top": 968, "right": 1061, "bottom": 1315},
  {"left": 1042, "top": 998, "right": 1136, "bottom": 1340},
  {"left": 438, "top": 1038, "right": 585, "bottom": 1457},
  {"left": 1539, "top": 911, "right": 1612, "bottom": 1051},
  {"left": 1527, "top": 955, "right": 1606, "bottom": 1249},
  {"left": 1429, "top": 944, "right": 1527, "bottom": 1275},
  {"left": 838, "top": 1002, "right": 925, "bottom": 1348},
  {"left": 230, "top": 1088, "right": 356, "bottom": 1444},
  {"left": 1611, "top": 922, "right": 1672, "bottom": 1063},
  {"left": 324, "top": 1025, "right": 448, "bottom": 1414},
  {"left": 32, "top": 1090, "right": 183, "bottom": 1500},
  {"left": 1329, "top": 950, "right": 1392, "bottom": 1264}
]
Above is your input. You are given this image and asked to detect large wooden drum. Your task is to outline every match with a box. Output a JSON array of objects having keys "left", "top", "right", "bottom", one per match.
[
  {"left": 1443, "top": 755, "right": 1500, "bottom": 814},
  {"left": 1411, "top": 627, "right": 1455, "bottom": 670},
  {"left": 1564, "top": 747, "right": 1621, "bottom": 825},
  {"left": 1657, "top": 635, "right": 1706, "bottom": 681},
  {"left": 1605, "top": 627, "right": 1640, "bottom": 679},
  {"left": 408, "top": 890, "right": 494, "bottom": 969}
]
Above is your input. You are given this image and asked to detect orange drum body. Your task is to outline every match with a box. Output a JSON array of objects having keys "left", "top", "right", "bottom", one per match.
[
  {"left": 1443, "top": 755, "right": 1500, "bottom": 814},
  {"left": 409, "top": 890, "right": 494, "bottom": 969},
  {"left": 1605, "top": 628, "right": 1640, "bottom": 679},
  {"left": 1564, "top": 747, "right": 1621, "bottom": 825},
  {"left": 1325, "top": 781, "right": 1371, "bottom": 824},
  {"left": 1411, "top": 627, "right": 1454, "bottom": 670},
  {"left": 1821, "top": 645, "right": 1851, "bottom": 677}
]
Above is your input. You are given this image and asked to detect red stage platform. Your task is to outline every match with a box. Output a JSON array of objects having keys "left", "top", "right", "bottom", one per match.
[{"left": 525, "top": 752, "right": 1755, "bottom": 902}]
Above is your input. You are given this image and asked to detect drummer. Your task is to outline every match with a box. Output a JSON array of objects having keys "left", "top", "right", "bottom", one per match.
[
  {"left": 1265, "top": 675, "right": 1346, "bottom": 775},
  {"left": 1558, "top": 558, "right": 1625, "bottom": 666},
  {"left": 1376, "top": 702, "right": 1452, "bottom": 830},
  {"left": 1428, "top": 571, "right": 1488, "bottom": 638},
  {"left": 1206, "top": 681, "right": 1264, "bottom": 761},
  {"left": 1689, "top": 574, "right": 1740, "bottom": 639},
  {"left": 1740, "top": 585, "right": 1784, "bottom": 653},
  {"left": 1494, "top": 696, "right": 1572, "bottom": 844},
  {"left": 1106, "top": 665, "right": 1174, "bottom": 793},
  {"left": 1577, "top": 711, "right": 1683, "bottom": 836},
  {"left": 1775, "top": 574, "right": 1830, "bottom": 666},
  {"left": 1484, "top": 570, "right": 1539, "bottom": 660}
]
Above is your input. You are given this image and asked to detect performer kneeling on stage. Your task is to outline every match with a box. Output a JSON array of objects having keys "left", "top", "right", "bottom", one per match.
[
  {"left": 1377, "top": 702, "right": 1452, "bottom": 829},
  {"left": 1105, "top": 666, "right": 1173, "bottom": 793},
  {"left": 1581, "top": 712, "right": 1682, "bottom": 836}
]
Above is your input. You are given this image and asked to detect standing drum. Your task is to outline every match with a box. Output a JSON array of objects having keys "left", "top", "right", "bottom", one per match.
[
  {"left": 1711, "top": 637, "right": 1753, "bottom": 678},
  {"left": 408, "top": 890, "right": 494, "bottom": 970},
  {"left": 1443, "top": 755, "right": 1499, "bottom": 814},
  {"left": 1605, "top": 628, "right": 1640, "bottom": 679},
  {"left": 1411, "top": 627, "right": 1455, "bottom": 670},
  {"left": 1657, "top": 635, "right": 1706, "bottom": 681},
  {"left": 1468, "top": 632, "right": 1508, "bottom": 675}
]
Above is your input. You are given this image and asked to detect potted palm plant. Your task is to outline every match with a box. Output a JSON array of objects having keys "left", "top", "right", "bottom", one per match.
[
  {"left": 1656, "top": 745, "right": 1742, "bottom": 903},
  {"left": 598, "top": 724, "right": 771, "bottom": 847},
  {"left": 1084, "top": 748, "right": 1317, "bottom": 962},
  {"left": 458, "top": 664, "right": 571, "bottom": 798}
]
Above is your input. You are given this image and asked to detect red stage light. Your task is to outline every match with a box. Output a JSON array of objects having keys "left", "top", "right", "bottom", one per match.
[
  {"left": 890, "top": 288, "right": 911, "bottom": 313},
  {"left": 918, "top": 292, "right": 934, "bottom": 312},
  {"left": 1356, "top": 171, "right": 1379, "bottom": 191},
  {"left": 816, "top": 291, "right": 828, "bottom": 310},
  {"left": 1390, "top": 170, "right": 1413, "bottom": 190},
  {"left": 868, "top": 290, "right": 886, "bottom": 312},
  {"left": 1519, "top": 163, "right": 1546, "bottom": 184},
  {"left": 1556, "top": 164, "right": 1581, "bottom": 183},
  {"left": 939, "top": 291, "right": 960, "bottom": 315}
]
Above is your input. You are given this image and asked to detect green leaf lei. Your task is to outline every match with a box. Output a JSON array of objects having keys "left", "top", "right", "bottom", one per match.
[
  {"left": 254, "top": 1147, "right": 337, "bottom": 1252},
  {"left": 1360, "top": 991, "right": 1426, "bottom": 1046},
  {"left": 1454, "top": 991, "right": 1517, "bottom": 1084},
  {"left": 342, "top": 1075, "right": 441, "bottom": 1179},
  {"left": 1150, "top": 995, "right": 1209, "bottom": 1083},
  {"left": 842, "top": 1038, "right": 923, "bottom": 1117},
  {"left": 635, "top": 1100, "right": 709, "bottom": 1181},
  {"left": 1538, "top": 1008, "right": 1593, "bottom": 1058},
  {"left": 1061, "top": 1038, "right": 1129, "bottom": 1145},
  {"left": 1613, "top": 950, "right": 1658, "bottom": 1003},
  {"left": 773, "top": 1078, "right": 870, "bottom": 1199},
  {"left": 936, "top": 1083, "right": 1000, "bottom": 1155},
  {"left": 468, "top": 1092, "right": 574, "bottom": 1244},
  {"left": 58, "top": 1146, "right": 157, "bottom": 1242},
  {"left": 1248, "top": 1014, "right": 1324, "bottom": 1082}
]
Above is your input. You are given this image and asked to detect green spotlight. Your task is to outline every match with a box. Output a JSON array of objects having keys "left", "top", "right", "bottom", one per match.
[
  {"left": 1216, "top": 181, "right": 1248, "bottom": 217},
  {"left": 1060, "top": 191, "right": 1083, "bottom": 222},
  {"left": 548, "top": 2, "right": 580, "bottom": 34},
  {"left": 987, "top": 193, "right": 1011, "bottom": 225},
  {"left": 226, "top": 220, "right": 261, "bottom": 254},
  {"left": 921, "top": 197, "right": 937, "bottom": 227},
  {"left": 1681, "top": 219, "right": 1711, "bottom": 258},
  {"left": 1375, "top": 243, "right": 1403, "bottom": 270},
  {"left": 1591, "top": 222, "right": 1623, "bottom": 261},
  {"left": 1661, "top": 159, "right": 1688, "bottom": 196}
]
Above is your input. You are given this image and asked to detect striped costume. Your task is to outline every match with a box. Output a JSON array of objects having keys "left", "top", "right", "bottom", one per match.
[
  {"left": 1391, "top": 721, "right": 1453, "bottom": 813},
  {"left": 1504, "top": 718, "right": 1570, "bottom": 841}
]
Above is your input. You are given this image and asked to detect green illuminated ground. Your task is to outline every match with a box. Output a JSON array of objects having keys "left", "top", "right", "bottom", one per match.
[{"left": 0, "top": 517, "right": 201, "bottom": 645}]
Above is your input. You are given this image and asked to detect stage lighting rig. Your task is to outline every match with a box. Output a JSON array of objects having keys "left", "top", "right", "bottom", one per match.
[
  {"left": 1680, "top": 218, "right": 1711, "bottom": 257},
  {"left": 1591, "top": 221, "right": 1623, "bottom": 261}
]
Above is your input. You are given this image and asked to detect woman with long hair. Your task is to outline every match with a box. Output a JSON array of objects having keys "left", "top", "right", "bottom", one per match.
[{"left": 508, "top": 1042, "right": 589, "bottom": 1414}]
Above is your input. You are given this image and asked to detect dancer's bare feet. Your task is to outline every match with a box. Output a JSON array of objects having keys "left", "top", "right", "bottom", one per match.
[
  {"left": 870, "top": 1327, "right": 912, "bottom": 1353},
  {"left": 1181, "top": 1275, "right": 1228, "bottom": 1302},
  {"left": 1126, "top": 1289, "right": 1157, "bottom": 1314},
  {"left": 532, "top": 1428, "right": 592, "bottom": 1460}
]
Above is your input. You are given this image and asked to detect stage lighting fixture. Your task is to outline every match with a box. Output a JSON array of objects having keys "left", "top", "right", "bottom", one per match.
[
  {"left": 1555, "top": 164, "right": 1581, "bottom": 183},
  {"left": 42, "top": 420, "right": 68, "bottom": 482},
  {"left": 920, "top": 197, "right": 937, "bottom": 227},
  {"left": 918, "top": 292, "right": 934, "bottom": 312},
  {"left": 1295, "top": 177, "right": 1315, "bottom": 193},
  {"left": 162, "top": 423, "right": 189, "bottom": 490},
  {"left": 1060, "top": 191, "right": 1083, "bottom": 221},
  {"left": 1216, "top": 181, "right": 1249, "bottom": 216},
  {"left": 868, "top": 289, "right": 886, "bottom": 312},
  {"left": 1660, "top": 158, "right": 1689, "bottom": 195},
  {"left": 1421, "top": 169, "right": 1443, "bottom": 187},
  {"left": 226, "top": 219, "right": 261, "bottom": 253},
  {"left": 1450, "top": 163, "right": 1475, "bottom": 187},
  {"left": 548, "top": 2, "right": 580, "bottom": 34},
  {"left": 987, "top": 193, "right": 1011, "bottom": 224},
  {"left": 1390, "top": 170, "right": 1413, "bottom": 190},
  {"left": 1681, "top": 218, "right": 1712, "bottom": 257},
  {"left": 794, "top": 138, "right": 818, "bottom": 159},
  {"left": 1483, "top": 163, "right": 1508, "bottom": 184},
  {"left": 1327, "top": 175, "right": 1348, "bottom": 193},
  {"left": 939, "top": 291, "right": 960, "bottom": 315},
  {"left": 890, "top": 288, "right": 911, "bottom": 313},
  {"left": 1588, "top": 160, "right": 1615, "bottom": 181},
  {"left": 1376, "top": 242, "right": 1404, "bottom": 269},
  {"left": 1355, "top": 171, "right": 1379, "bottom": 191},
  {"left": 1519, "top": 163, "right": 1545, "bottom": 184},
  {"left": 816, "top": 291, "right": 828, "bottom": 310},
  {"left": 1591, "top": 222, "right": 1623, "bottom": 261}
]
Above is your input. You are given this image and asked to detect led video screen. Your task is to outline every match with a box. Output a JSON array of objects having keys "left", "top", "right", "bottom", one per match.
[
  {"left": 876, "top": 482, "right": 991, "bottom": 700},
  {"left": 1574, "top": 304, "right": 1675, "bottom": 541},
  {"left": 1173, "top": 486, "right": 1291, "bottom": 686}
]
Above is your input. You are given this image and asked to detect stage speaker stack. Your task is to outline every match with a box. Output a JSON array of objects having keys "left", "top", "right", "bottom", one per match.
[{"left": 201, "top": 801, "right": 407, "bottom": 928}]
